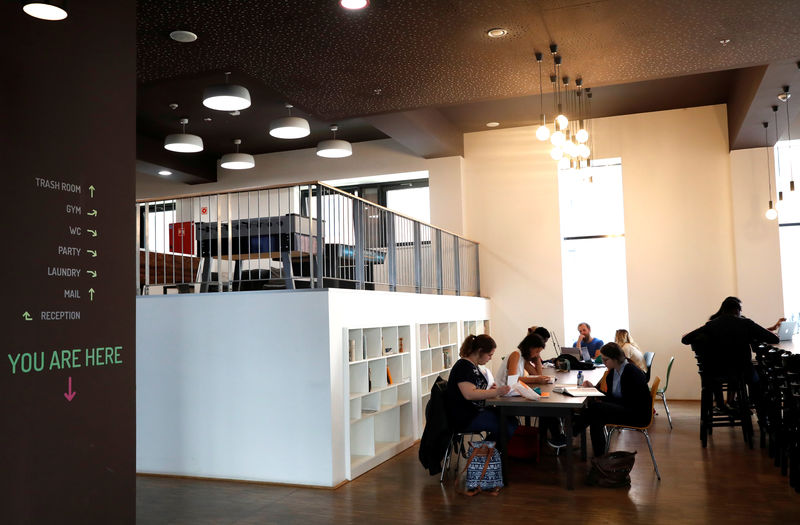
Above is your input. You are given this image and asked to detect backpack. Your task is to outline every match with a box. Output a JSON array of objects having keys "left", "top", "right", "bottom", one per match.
[
  {"left": 456, "top": 440, "right": 504, "bottom": 495},
  {"left": 586, "top": 451, "right": 636, "bottom": 488},
  {"left": 556, "top": 353, "right": 595, "bottom": 371}
]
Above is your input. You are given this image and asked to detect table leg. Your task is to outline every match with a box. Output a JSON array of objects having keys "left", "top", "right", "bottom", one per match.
[
  {"left": 565, "top": 413, "right": 574, "bottom": 490},
  {"left": 498, "top": 407, "right": 509, "bottom": 486}
]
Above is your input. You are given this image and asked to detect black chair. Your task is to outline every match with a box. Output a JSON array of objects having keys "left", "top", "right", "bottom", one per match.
[{"left": 643, "top": 351, "right": 655, "bottom": 383}]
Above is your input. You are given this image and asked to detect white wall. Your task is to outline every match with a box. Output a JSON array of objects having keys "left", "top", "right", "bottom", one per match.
[
  {"left": 729, "top": 147, "right": 785, "bottom": 324},
  {"left": 463, "top": 105, "right": 740, "bottom": 400}
]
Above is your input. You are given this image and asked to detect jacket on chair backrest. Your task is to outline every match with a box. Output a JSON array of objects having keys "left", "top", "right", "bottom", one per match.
[{"left": 418, "top": 376, "right": 451, "bottom": 475}]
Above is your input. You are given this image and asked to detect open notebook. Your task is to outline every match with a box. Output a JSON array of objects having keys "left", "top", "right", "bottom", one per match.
[{"left": 552, "top": 386, "right": 606, "bottom": 397}]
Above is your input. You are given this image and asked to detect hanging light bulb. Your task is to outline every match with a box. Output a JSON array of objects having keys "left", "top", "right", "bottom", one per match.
[
  {"left": 316, "top": 125, "right": 353, "bottom": 158},
  {"left": 534, "top": 51, "right": 550, "bottom": 142},
  {"left": 203, "top": 72, "right": 252, "bottom": 111},
  {"left": 779, "top": 86, "right": 795, "bottom": 191},
  {"left": 550, "top": 147, "right": 563, "bottom": 160},
  {"left": 576, "top": 128, "right": 589, "bottom": 143},
  {"left": 578, "top": 144, "right": 591, "bottom": 158},
  {"left": 550, "top": 130, "right": 566, "bottom": 147},
  {"left": 555, "top": 114, "right": 568, "bottom": 131},
  {"left": 558, "top": 157, "right": 570, "bottom": 170},
  {"left": 766, "top": 204, "right": 778, "bottom": 220},
  {"left": 269, "top": 103, "right": 310, "bottom": 139},
  {"left": 762, "top": 121, "right": 776, "bottom": 219},
  {"left": 220, "top": 139, "right": 255, "bottom": 169},
  {"left": 164, "top": 118, "right": 203, "bottom": 153},
  {"left": 536, "top": 125, "right": 550, "bottom": 141}
]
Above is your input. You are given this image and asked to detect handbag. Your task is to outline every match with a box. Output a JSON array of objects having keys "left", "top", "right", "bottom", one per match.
[
  {"left": 586, "top": 450, "right": 636, "bottom": 488},
  {"left": 507, "top": 425, "right": 539, "bottom": 461},
  {"left": 456, "top": 440, "right": 504, "bottom": 495}
]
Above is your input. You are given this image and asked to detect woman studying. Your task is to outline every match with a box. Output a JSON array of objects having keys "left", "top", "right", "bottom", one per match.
[
  {"left": 495, "top": 332, "right": 551, "bottom": 387},
  {"left": 445, "top": 334, "right": 515, "bottom": 439}
]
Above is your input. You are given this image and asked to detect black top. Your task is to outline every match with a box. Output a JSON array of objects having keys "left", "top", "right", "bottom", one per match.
[
  {"left": 681, "top": 314, "right": 779, "bottom": 376},
  {"left": 445, "top": 358, "right": 488, "bottom": 431},
  {"left": 599, "top": 364, "right": 652, "bottom": 425}
]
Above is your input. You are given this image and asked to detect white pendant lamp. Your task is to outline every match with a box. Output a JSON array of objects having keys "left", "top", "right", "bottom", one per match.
[
  {"left": 316, "top": 125, "right": 353, "bottom": 158},
  {"left": 534, "top": 52, "right": 551, "bottom": 142},
  {"left": 340, "top": 0, "right": 369, "bottom": 9},
  {"left": 220, "top": 139, "right": 255, "bottom": 170},
  {"left": 763, "top": 121, "right": 778, "bottom": 220},
  {"left": 164, "top": 118, "right": 204, "bottom": 153},
  {"left": 22, "top": 1, "right": 67, "bottom": 20},
  {"left": 203, "top": 72, "right": 251, "bottom": 111},
  {"left": 270, "top": 103, "right": 310, "bottom": 139}
]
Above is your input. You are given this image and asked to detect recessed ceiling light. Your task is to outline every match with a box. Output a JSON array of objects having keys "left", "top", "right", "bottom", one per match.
[
  {"left": 487, "top": 28, "right": 508, "bottom": 38},
  {"left": 22, "top": 2, "right": 68, "bottom": 21},
  {"left": 158, "top": 170, "right": 172, "bottom": 176},
  {"left": 229, "top": 110, "right": 240, "bottom": 116},
  {"left": 340, "top": 0, "right": 368, "bottom": 10},
  {"left": 486, "top": 122, "right": 500, "bottom": 127},
  {"left": 204, "top": 117, "right": 212, "bottom": 122},
  {"left": 170, "top": 30, "right": 198, "bottom": 43},
  {"left": 719, "top": 38, "right": 731, "bottom": 46}
]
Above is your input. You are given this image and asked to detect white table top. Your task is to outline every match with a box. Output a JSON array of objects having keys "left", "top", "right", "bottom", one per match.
[{"left": 487, "top": 365, "right": 607, "bottom": 408}]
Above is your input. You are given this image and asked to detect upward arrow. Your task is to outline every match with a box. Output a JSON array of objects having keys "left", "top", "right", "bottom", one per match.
[
  {"left": 89, "top": 185, "right": 95, "bottom": 198},
  {"left": 88, "top": 288, "right": 95, "bottom": 301}
]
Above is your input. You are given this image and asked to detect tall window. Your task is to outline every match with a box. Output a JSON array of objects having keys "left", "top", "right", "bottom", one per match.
[
  {"left": 558, "top": 159, "right": 630, "bottom": 346},
  {"left": 774, "top": 140, "right": 800, "bottom": 321}
]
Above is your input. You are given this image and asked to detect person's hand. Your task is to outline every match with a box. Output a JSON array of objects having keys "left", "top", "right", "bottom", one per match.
[
  {"left": 497, "top": 385, "right": 511, "bottom": 396},
  {"left": 778, "top": 317, "right": 787, "bottom": 324},
  {"left": 488, "top": 383, "right": 497, "bottom": 389},
  {"left": 582, "top": 380, "right": 593, "bottom": 387},
  {"left": 533, "top": 376, "right": 549, "bottom": 384},
  {"left": 577, "top": 334, "right": 585, "bottom": 343}
]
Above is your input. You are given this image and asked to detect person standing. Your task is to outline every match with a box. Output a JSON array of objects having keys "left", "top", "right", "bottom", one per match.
[{"left": 573, "top": 322, "right": 604, "bottom": 360}]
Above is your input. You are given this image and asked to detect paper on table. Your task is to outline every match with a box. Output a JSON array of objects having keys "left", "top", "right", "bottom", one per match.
[
  {"left": 512, "top": 381, "right": 541, "bottom": 400},
  {"left": 503, "top": 374, "right": 520, "bottom": 396}
]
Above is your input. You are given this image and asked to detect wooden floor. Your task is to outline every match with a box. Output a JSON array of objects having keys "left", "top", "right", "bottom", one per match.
[{"left": 136, "top": 401, "right": 797, "bottom": 524}]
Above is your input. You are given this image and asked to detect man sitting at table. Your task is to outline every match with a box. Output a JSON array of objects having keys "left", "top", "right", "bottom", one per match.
[
  {"left": 573, "top": 322, "right": 604, "bottom": 360},
  {"left": 573, "top": 343, "right": 651, "bottom": 456}
]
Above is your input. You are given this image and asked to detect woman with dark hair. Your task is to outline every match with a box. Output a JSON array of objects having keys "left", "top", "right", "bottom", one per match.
[
  {"left": 445, "top": 334, "right": 515, "bottom": 438},
  {"left": 575, "top": 342, "right": 651, "bottom": 456},
  {"left": 495, "top": 332, "right": 550, "bottom": 388}
]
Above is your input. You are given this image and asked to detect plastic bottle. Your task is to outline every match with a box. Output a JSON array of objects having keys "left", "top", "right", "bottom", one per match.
[{"left": 577, "top": 370, "right": 583, "bottom": 386}]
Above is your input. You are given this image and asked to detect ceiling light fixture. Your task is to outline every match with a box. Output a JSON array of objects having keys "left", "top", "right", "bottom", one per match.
[
  {"left": 157, "top": 170, "right": 172, "bottom": 176},
  {"left": 487, "top": 28, "right": 508, "bottom": 38},
  {"left": 773, "top": 105, "right": 783, "bottom": 200},
  {"left": 164, "top": 118, "right": 203, "bottom": 153},
  {"left": 779, "top": 86, "right": 795, "bottom": 191},
  {"left": 269, "top": 103, "right": 310, "bottom": 139},
  {"left": 22, "top": 1, "right": 67, "bottom": 21},
  {"left": 203, "top": 72, "right": 251, "bottom": 111},
  {"left": 763, "top": 122, "right": 778, "bottom": 220},
  {"left": 169, "top": 30, "right": 197, "bottom": 43},
  {"left": 340, "top": 0, "right": 368, "bottom": 10},
  {"left": 220, "top": 139, "right": 255, "bottom": 170},
  {"left": 316, "top": 125, "right": 353, "bottom": 158},
  {"left": 486, "top": 122, "right": 500, "bottom": 128},
  {"left": 534, "top": 52, "right": 550, "bottom": 141}
]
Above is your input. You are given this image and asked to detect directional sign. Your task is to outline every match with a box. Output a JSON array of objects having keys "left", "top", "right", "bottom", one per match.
[
  {"left": 87, "top": 270, "right": 97, "bottom": 278},
  {"left": 88, "top": 229, "right": 98, "bottom": 237},
  {"left": 88, "top": 288, "right": 95, "bottom": 301},
  {"left": 88, "top": 250, "right": 97, "bottom": 258},
  {"left": 87, "top": 209, "right": 97, "bottom": 217},
  {"left": 89, "top": 185, "right": 95, "bottom": 198}
]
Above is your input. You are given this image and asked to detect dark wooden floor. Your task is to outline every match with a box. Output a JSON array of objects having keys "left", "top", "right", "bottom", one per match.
[{"left": 137, "top": 401, "right": 797, "bottom": 525}]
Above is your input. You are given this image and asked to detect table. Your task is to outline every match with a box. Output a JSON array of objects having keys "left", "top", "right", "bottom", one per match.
[
  {"left": 777, "top": 334, "right": 799, "bottom": 354},
  {"left": 486, "top": 366, "right": 606, "bottom": 490}
]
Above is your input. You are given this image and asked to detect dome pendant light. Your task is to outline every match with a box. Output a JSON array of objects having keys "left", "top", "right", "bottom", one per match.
[
  {"left": 270, "top": 103, "right": 310, "bottom": 139},
  {"left": 316, "top": 125, "right": 352, "bottom": 158},
  {"left": 220, "top": 139, "right": 255, "bottom": 170},
  {"left": 22, "top": 1, "right": 67, "bottom": 20},
  {"left": 164, "top": 118, "right": 203, "bottom": 153},
  {"left": 203, "top": 72, "right": 251, "bottom": 111}
]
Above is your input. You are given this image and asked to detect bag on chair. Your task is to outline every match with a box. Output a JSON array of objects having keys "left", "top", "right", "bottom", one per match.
[
  {"left": 456, "top": 440, "right": 504, "bottom": 495},
  {"left": 586, "top": 450, "right": 636, "bottom": 488}
]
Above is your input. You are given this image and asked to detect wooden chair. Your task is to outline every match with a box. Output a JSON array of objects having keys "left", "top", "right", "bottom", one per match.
[
  {"left": 605, "top": 376, "right": 662, "bottom": 480},
  {"left": 657, "top": 357, "right": 675, "bottom": 429}
]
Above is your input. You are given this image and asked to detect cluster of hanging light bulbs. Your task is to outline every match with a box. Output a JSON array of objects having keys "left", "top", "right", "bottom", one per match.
[
  {"left": 163, "top": 72, "right": 353, "bottom": 172},
  {"left": 765, "top": 74, "right": 798, "bottom": 220},
  {"left": 534, "top": 46, "right": 593, "bottom": 170}
]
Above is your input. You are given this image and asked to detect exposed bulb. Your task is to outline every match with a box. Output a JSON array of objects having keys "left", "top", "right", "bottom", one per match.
[
  {"left": 578, "top": 144, "right": 591, "bottom": 158},
  {"left": 558, "top": 157, "right": 571, "bottom": 170},
  {"left": 550, "top": 147, "right": 563, "bottom": 160},
  {"left": 576, "top": 128, "right": 589, "bottom": 143},
  {"left": 555, "top": 114, "right": 569, "bottom": 130},
  {"left": 550, "top": 130, "right": 566, "bottom": 147},
  {"left": 564, "top": 141, "right": 578, "bottom": 157},
  {"left": 766, "top": 207, "right": 778, "bottom": 220},
  {"left": 536, "top": 125, "right": 551, "bottom": 141}
]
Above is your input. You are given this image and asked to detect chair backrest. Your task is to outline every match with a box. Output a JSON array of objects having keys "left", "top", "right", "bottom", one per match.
[
  {"left": 643, "top": 351, "right": 655, "bottom": 381},
  {"left": 659, "top": 356, "right": 675, "bottom": 392},
  {"left": 645, "top": 376, "right": 661, "bottom": 427}
]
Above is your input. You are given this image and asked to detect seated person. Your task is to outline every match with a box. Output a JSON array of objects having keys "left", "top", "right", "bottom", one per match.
[
  {"left": 445, "top": 334, "right": 515, "bottom": 440},
  {"left": 573, "top": 322, "right": 604, "bottom": 359},
  {"left": 574, "top": 343, "right": 651, "bottom": 456},
  {"left": 495, "top": 333, "right": 551, "bottom": 387},
  {"left": 614, "top": 329, "right": 647, "bottom": 372},
  {"left": 528, "top": 325, "right": 551, "bottom": 343}
]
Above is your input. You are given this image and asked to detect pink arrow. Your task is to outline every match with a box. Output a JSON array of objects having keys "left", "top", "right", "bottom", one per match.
[{"left": 64, "top": 376, "right": 76, "bottom": 402}]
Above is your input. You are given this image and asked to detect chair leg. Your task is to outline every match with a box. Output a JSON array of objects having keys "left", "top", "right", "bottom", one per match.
[
  {"left": 661, "top": 394, "right": 673, "bottom": 430},
  {"left": 642, "top": 429, "right": 661, "bottom": 480},
  {"left": 605, "top": 428, "right": 618, "bottom": 454},
  {"left": 440, "top": 435, "right": 453, "bottom": 483}
]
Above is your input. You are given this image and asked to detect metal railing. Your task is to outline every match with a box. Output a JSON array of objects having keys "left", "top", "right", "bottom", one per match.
[{"left": 136, "top": 182, "right": 480, "bottom": 296}]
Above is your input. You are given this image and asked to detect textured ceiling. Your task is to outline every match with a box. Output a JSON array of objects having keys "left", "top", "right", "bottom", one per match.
[{"left": 136, "top": 0, "right": 800, "bottom": 175}]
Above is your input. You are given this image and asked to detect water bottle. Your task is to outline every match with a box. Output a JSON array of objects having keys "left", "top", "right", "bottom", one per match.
[{"left": 577, "top": 370, "right": 583, "bottom": 386}]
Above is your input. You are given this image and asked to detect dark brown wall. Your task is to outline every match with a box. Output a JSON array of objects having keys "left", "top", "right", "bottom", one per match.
[{"left": 0, "top": 1, "right": 136, "bottom": 523}]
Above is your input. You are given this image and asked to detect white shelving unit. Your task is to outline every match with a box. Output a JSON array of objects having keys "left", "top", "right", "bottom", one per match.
[
  {"left": 463, "top": 319, "right": 491, "bottom": 337},
  {"left": 418, "top": 321, "right": 459, "bottom": 427},
  {"left": 346, "top": 325, "right": 413, "bottom": 479}
]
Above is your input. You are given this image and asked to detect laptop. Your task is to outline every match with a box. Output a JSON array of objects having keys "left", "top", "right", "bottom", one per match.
[
  {"left": 561, "top": 346, "right": 592, "bottom": 361},
  {"left": 778, "top": 321, "right": 796, "bottom": 341}
]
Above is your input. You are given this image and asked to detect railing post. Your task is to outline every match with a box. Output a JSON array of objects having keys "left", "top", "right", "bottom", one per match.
[
  {"left": 413, "top": 222, "right": 422, "bottom": 293},
  {"left": 136, "top": 204, "right": 141, "bottom": 295},
  {"left": 435, "top": 229, "right": 443, "bottom": 295},
  {"left": 475, "top": 243, "right": 481, "bottom": 297},
  {"left": 315, "top": 185, "right": 325, "bottom": 288},
  {"left": 453, "top": 237, "right": 461, "bottom": 296},
  {"left": 144, "top": 203, "right": 150, "bottom": 293},
  {"left": 353, "top": 200, "right": 365, "bottom": 290},
  {"left": 386, "top": 211, "right": 397, "bottom": 292}
]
